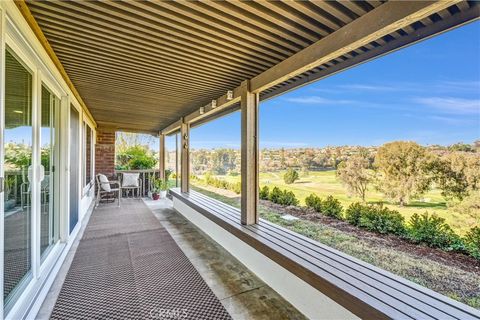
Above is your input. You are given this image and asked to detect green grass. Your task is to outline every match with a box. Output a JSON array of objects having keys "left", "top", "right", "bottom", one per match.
[
  {"left": 195, "top": 170, "right": 477, "bottom": 234},
  {"left": 192, "top": 186, "right": 480, "bottom": 310}
]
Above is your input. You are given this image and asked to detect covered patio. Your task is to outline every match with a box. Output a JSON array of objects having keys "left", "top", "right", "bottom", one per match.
[
  {"left": 36, "top": 198, "right": 304, "bottom": 320},
  {"left": 2, "top": 0, "right": 480, "bottom": 319}
]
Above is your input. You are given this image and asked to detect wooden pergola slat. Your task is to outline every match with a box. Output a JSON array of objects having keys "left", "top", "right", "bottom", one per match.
[{"left": 20, "top": 0, "right": 476, "bottom": 134}]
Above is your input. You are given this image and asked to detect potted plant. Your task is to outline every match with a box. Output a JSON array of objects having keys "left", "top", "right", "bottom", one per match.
[
  {"left": 150, "top": 176, "right": 160, "bottom": 200},
  {"left": 159, "top": 179, "right": 168, "bottom": 199}
]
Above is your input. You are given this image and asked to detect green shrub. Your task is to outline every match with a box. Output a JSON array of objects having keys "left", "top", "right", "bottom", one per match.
[
  {"left": 116, "top": 145, "right": 157, "bottom": 170},
  {"left": 407, "top": 212, "right": 461, "bottom": 250},
  {"left": 269, "top": 187, "right": 283, "bottom": 203},
  {"left": 283, "top": 168, "right": 299, "bottom": 184},
  {"left": 305, "top": 193, "right": 323, "bottom": 212},
  {"left": 345, "top": 202, "right": 367, "bottom": 226},
  {"left": 259, "top": 186, "right": 270, "bottom": 200},
  {"left": 204, "top": 173, "right": 241, "bottom": 194},
  {"left": 359, "top": 205, "right": 406, "bottom": 235},
  {"left": 322, "top": 195, "right": 343, "bottom": 219},
  {"left": 231, "top": 182, "right": 241, "bottom": 194},
  {"left": 280, "top": 190, "right": 299, "bottom": 206},
  {"left": 464, "top": 226, "right": 480, "bottom": 259}
]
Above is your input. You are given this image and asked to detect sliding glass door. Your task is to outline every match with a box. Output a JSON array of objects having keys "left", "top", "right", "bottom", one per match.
[
  {"left": 69, "top": 106, "right": 79, "bottom": 233},
  {"left": 40, "top": 86, "right": 60, "bottom": 260},
  {"left": 3, "top": 49, "right": 33, "bottom": 306},
  {"left": 2, "top": 48, "right": 61, "bottom": 310}
]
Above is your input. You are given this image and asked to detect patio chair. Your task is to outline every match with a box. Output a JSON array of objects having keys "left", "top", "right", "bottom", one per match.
[
  {"left": 119, "top": 173, "right": 142, "bottom": 198},
  {"left": 95, "top": 174, "right": 121, "bottom": 207}
]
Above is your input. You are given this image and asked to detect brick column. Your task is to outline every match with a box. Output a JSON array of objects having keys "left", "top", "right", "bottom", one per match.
[{"left": 95, "top": 127, "right": 116, "bottom": 178}]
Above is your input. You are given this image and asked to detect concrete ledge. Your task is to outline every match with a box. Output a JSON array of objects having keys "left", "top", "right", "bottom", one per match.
[{"left": 172, "top": 197, "right": 358, "bottom": 320}]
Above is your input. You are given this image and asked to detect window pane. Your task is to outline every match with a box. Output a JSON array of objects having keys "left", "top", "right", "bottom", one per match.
[
  {"left": 84, "top": 124, "right": 92, "bottom": 187},
  {"left": 40, "top": 85, "right": 59, "bottom": 259},
  {"left": 254, "top": 23, "right": 480, "bottom": 309},
  {"left": 165, "top": 134, "right": 180, "bottom": 188},
  {"left": 4, "top": 49, "right": 33, "bottom": 304},
  {"left": 190, "top": 112, "right": 241, "bottom": 207}
]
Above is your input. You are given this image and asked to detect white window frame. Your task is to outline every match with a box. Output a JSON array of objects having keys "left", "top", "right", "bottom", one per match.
[
  {"left": 0, "top": 2, "right": 94, "bottom": 319},
  {"left": 82, "top": 121, "right": 94, "bottom": 195}
]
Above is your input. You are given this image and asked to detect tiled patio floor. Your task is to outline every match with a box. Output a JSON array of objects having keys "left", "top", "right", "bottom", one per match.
[{"left": 36, "top": 198, "right": 305, "bottom": 320}]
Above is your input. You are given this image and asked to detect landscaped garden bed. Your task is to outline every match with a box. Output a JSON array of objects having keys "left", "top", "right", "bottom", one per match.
[{"left": 191, "top": 185, "right": 480, "bottom": 309}]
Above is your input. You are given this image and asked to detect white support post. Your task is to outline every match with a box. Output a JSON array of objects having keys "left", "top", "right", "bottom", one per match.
[{"left": 240, "top": 80, "right": 259, "bottom": 225}]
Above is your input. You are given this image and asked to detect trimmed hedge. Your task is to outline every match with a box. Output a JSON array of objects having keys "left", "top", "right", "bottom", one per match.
[
  {"left": 305, "top": 193, "right": 323, "bottom": 212},
  {"left": 259, "top": 185, "right": 270, "bottom": 200},
  {"left": 464, "top": 226, "right": 480, "bottom": 259},
  {"left": 345, "top": 202, "right": 365, "bottom": 226},
  {"left": 359, "top": 205, "right": 405, "bottom": 235},
  {"left": 407, "top": 212, "right": 462, "bottom": 250},
  {"left": 204, "top": 173, "right": 241, "bottom": 194},
  {"left": 267, "top": 186, "right": 299, "bottom": 206},
  {"left": 322, "top": 196, "right": 343, "bottom": 219},
  {"left": 345, "top": 202, "right": 405, "bottom": 235},
  {"left": 204, "top": 176, "right": 479, "bottom": 260},
  {"left": 305, "top": 194, "right": 342, "bottom": 219}
]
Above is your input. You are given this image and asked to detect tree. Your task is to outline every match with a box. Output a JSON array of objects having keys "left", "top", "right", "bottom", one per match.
[
  {"left": 374, "top": 141, "right": 431, "bottom": 206},
  {"left": 337, "top": 150, "right": 372, "bottom": 202},
  {"left": 116, "top": 145, "right": 157, "bottom": 170},
  {"left": 448, "top": 142, "right": 474, "bottom": 152},
  {"left": 427, "top": 152, "right": 480, "bottom": 201},
  {"left": 283, "top": 168, "right": 299, "bottom": 184}
]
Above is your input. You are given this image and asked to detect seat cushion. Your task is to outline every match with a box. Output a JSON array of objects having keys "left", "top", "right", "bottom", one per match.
[
  {"left": 98, "top": 174, "right": 111, "bottom": 192},
  {"left": 122, "top": 173, "right": 140, "bottom": 187}
]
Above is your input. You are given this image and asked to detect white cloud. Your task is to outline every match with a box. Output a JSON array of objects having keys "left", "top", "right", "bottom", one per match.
[
  {"left": 414, "top": 97, "right": 480, "bottom": 115},
  {"left": 428, "top": 115, "right": 476, "bottom": 125},
  {"left": 338, "top": 84, "right": 398, "bottom": 91},
  {"left": 285, "top": 96, "right": 354, "bottom": 104},
  {"left": 435, "top": 80, "right": 480, "bottom": 92}
]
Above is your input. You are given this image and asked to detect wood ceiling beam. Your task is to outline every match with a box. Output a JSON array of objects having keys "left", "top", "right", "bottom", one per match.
[
  {"left": 31, "top": 11, "right": 261, "bottom": 76},
  {"left": 200, "top": 0, "right": 310, "bottom": 48},
  {"left": 249, "top": 0, "right": 460, "bottom": 93},
  {"left": 161, "top": 0, "right": 462, "bottom": 132},
  {"left": 29, "top": 1, "right": 272, "bottom": 70},
  {"left": 42, "top": 29, "right": 254, "bottom": 82},
  {"left": 73, "top": 1, "right": 280, "bottom": 66},
  {"left": 261, "top": 3, "right": 480, "bottom": 102},
  {"left": 50, "top": 45, "right": 240, "bottom": 90},
  {"left": 128, "top": 0, "right": 294, "bottom": 58},
  {"left": 162, "top": 119, "right": 183, "bottom": 136},
  {"left": 13, "top": 0, "right": 96, "bottom": 126}
]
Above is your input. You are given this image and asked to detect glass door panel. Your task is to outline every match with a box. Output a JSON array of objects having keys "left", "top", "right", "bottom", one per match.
[
  {"left": 69, "top": 106, "right": 79, "bottom": 232},
  {"left": 3, "top": 49, "right": 33, "bottom": 304},
  {"left": 40, "top": 86, "right": 59, "bottom": 259}
]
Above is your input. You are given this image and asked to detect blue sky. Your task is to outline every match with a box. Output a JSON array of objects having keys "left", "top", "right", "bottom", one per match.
[{"left": 190, "top": 20, "right": 480, "bottom": 150}]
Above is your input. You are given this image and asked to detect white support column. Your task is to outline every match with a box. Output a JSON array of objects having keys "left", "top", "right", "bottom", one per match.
[
  {"left": 180, "top": 119, "right": 190, "bottom": 193},
  {"left": 240, "top": 80, "right": 259, "bottom": 225},
  {"left": 159, "top": 133, "right": 165, "bottom": 180}
]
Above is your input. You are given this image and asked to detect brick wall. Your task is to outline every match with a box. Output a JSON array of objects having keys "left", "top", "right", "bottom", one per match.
[{"left": 95, "top": 127, "right": 116, "bottom": 178}]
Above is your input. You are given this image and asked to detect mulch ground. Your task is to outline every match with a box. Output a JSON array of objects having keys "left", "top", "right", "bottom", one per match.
[{"left": 261, "top": 200, "right": 480, "bottom": 274}]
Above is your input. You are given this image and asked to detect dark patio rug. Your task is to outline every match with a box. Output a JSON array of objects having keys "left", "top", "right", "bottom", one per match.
[{"left": 50, "top": 200, "right": 231, "bottom": 320}]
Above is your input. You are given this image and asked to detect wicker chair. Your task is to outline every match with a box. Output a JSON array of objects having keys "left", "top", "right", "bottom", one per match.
[
  {"left": 95, "top": 174, "right": 121, "bottom": 207},
  {"left": 119, "top": 173, "right": 142, "bottom": 198}
]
